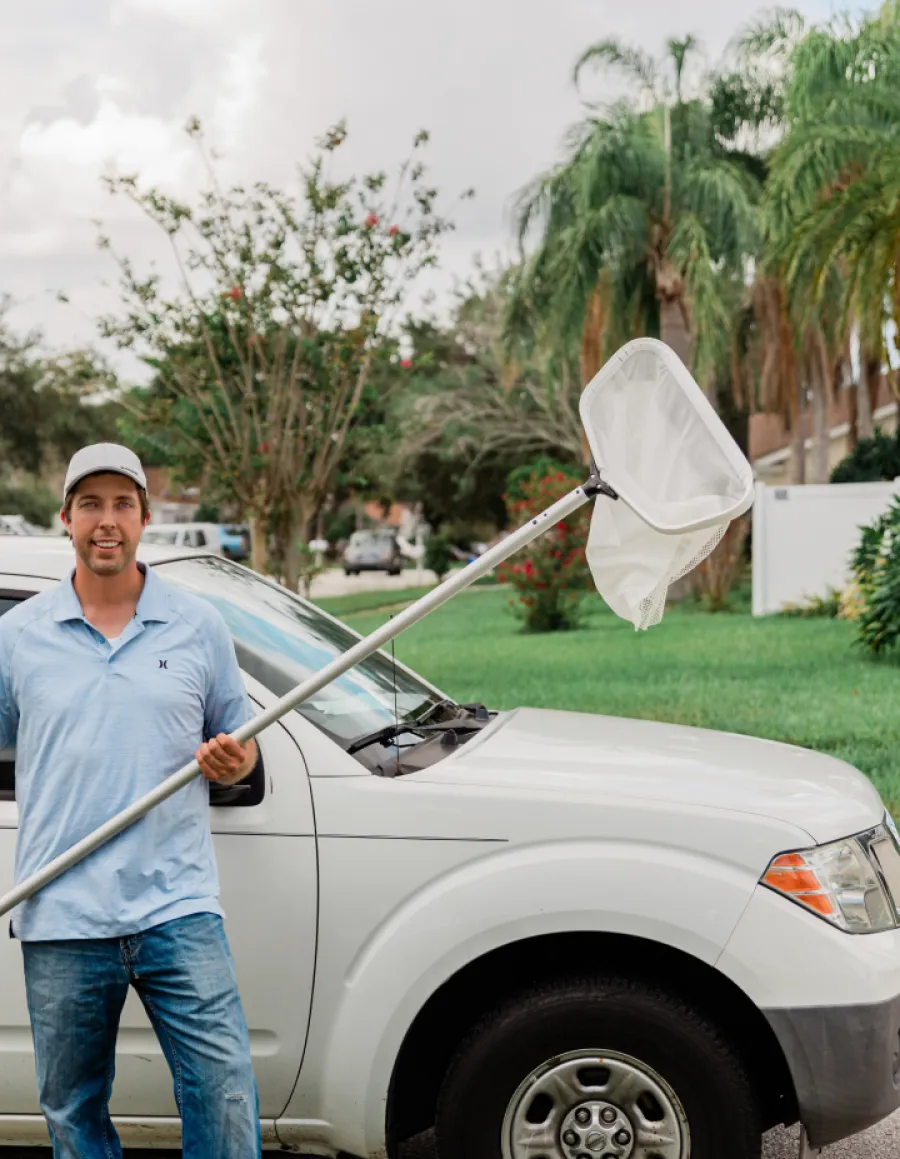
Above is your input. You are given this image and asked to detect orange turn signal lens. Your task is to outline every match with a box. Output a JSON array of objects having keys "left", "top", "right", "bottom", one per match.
[
  {"left": 762, "top": 868, "right": 821, "bottom": 893},
  {"left": 763, "top": 853, "right": 836, "bottom": 917},
  {"left": 771, "top": 853, "right": 806, "bottom": 868}
]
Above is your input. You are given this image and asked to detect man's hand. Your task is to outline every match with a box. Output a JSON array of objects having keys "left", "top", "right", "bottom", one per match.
[{"left": 195, "top": 734, "right": 258, "bottom": 785}]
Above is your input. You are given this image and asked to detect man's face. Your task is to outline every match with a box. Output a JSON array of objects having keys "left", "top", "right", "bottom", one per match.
[{"left": 61, "top": 473, "right": 149, "bottom": 578}]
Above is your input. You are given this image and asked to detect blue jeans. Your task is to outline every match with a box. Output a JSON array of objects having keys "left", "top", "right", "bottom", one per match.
[{"left": 21, "top": 912, "right": 261, "bottom": 1159}]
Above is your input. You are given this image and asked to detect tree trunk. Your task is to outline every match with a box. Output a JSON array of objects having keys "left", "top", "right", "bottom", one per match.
[
  {"left": 659, "top": 295, "right": 692, "bottom": 369},
  {"left": 281, "top": 499, "right": 314, "bottom": 594},
  {"left": 858, "top": 350, "right": 879, "bottom": 442},
  {"left": 808, "top": 372, "right": 830, "bottom": 483},
  {"left": 847, "top": 378, "right": 859, "bottom": 451},
  {"left": 790, "top": 378, "right": 806, "bottom": 485},
  {"left": 350, "top": 489, "right": 365, "bottom": 532},
  {"left": 578, "top": 287, "right": 605, "bottom": 465},
  {"left": 248, "top": 512, "right": 268, "bottom": 574}
]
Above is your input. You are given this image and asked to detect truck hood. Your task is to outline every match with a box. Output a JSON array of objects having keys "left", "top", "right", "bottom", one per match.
[{"left": 443, "top": 707, "right": 884, "bottom": 845}]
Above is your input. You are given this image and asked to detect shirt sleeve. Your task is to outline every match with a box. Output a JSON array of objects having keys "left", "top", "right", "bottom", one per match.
[
  {"left": 203, "top": 611, "right": 254, "bottom": 739},
  {"left": 0, "top": 623, "right": 19, "bottom": 750}
]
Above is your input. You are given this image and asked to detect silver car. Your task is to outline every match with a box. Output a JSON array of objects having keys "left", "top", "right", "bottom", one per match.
[{"left": 341, "top": 529, "right": 403, "bottom": 576}]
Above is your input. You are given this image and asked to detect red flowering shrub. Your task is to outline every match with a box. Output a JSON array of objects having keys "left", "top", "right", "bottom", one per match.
[{"left": 497, "top": 468, "right": 593, "bottom": 631}]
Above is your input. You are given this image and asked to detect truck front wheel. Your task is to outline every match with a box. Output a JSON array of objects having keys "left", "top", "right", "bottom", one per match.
[{"left": 435, "top": 977, "right": 762, "bottom": 1159}]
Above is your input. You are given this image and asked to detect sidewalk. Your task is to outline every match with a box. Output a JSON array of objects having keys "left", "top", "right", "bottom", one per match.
[{"left": 307, "top": 567, "right": 432, "bottom": 599}]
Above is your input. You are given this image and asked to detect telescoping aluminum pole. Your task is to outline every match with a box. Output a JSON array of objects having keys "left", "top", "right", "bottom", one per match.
[{"left": 0, "top": 473, "right": 616, "bottom": 920}]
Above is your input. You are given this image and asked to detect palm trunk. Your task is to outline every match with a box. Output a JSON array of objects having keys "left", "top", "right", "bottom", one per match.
[
  {"left": 858, "top": 350, "right": 879, "bottom": 442},
  {"left": 659, "top": 295, "right": 692, "bottom": 369},
  {"left": 578, "top": 287, "right": 605, "bottom": 465},
  {"left": 847, "top": 379, "right": 859, "bottom": 451},
  {"left": 809, "top": 374, "right": 830, "bottom": 483},
  {"left": 790, "top": 378, "right": 806, "bottom": 485}
]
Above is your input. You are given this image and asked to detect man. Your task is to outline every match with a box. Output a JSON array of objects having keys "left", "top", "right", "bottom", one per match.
[{"left": 0, "top": 443, "right": 261, "bottom": 1159}]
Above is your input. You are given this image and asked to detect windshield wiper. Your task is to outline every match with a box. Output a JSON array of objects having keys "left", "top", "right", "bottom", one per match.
[
  {"left": 347, "top": 701, "right": 489, "bottom": 757},
  {"left": 410, "top": 697, "right": 459, "bottom": 727}
]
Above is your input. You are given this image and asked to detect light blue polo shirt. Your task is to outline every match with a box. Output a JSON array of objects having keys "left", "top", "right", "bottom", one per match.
[{"left": 0, "top": 564, "right": 253, "bottom": 941}]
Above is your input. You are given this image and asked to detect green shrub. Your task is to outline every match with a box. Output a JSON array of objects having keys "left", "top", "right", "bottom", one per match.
[
  {"left": 424, "top": 533, "right": 454, "bottom": 583},
  {"left": 324, "top": 506, "right": 363, "bottom": 545},
  {"left": 851, "top": 496, "right": 900, "bottom": 654},
  {"left": 497, "top": 467, "right": 592, "bottom": 632},
  {"left": 779, "top": 588, "right": 842, "bottom": 619},
  {"left": 831, "top": 428, "right": 900, "bottom": 483},
  {"left": 0, "top": 477, "right": 59, "bottom": 528},
  {"left": 505, "top": 457, "right": 578, "bottom": 502}
]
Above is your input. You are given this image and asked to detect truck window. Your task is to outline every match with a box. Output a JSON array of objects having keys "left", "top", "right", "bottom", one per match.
[
  {"left": 154, "top": 556, "right": 445, "bottom": 752},
  {"left": 0, "top": 592, "right": 33, "bottom": 799}
]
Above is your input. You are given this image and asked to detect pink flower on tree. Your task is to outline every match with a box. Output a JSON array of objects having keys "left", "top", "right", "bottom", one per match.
[
  {"left": 364, "top": 213, "right": 379, "bottom": 228},
  {"left": 388, "top": 225, "right": 400, "bottom": 237},
  {"left": 400, "top": 358, "right": 413, "bottom": 369},
  {"left": 228, "top": 287, "right": 242, "bottom": 301}
]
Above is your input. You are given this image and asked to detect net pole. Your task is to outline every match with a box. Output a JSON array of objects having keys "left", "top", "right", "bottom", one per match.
[{"left": 0, "top": 476, "right": 614, "bottom": 918}]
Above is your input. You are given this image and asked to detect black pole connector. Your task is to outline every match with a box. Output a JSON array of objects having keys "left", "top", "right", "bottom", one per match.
[{"left": 582, "top": 458, "right": 619, "bottom": 501}]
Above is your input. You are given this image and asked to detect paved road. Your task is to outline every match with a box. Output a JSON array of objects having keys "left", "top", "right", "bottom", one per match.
[
  {"left": 2, "top": 1116, "right": 897, "bottom": 1157},
  {"left": 308, "top": 566, "right": 432, "bottom": 599}
]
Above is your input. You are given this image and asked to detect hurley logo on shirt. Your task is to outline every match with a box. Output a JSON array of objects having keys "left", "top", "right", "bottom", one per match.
[{"left": 158, "top": 659, "right": 169, "bottom": 670}]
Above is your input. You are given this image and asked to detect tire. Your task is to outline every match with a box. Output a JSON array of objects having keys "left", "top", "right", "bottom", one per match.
[{"left": 435, "top": 977, "right": 762, "bottom": 1159}]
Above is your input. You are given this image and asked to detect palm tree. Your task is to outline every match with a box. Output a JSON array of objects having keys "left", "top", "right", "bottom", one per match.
[
  {"left": 763, "top": 8, "right": 900, "bottom": 454},
  {"left": 506, "top": 36, "right": 759, "bottom": 402}
]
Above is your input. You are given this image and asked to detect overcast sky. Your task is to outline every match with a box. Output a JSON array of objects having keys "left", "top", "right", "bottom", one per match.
[{"left": 2, "top": 0, "right": 836, "bottom": 376}]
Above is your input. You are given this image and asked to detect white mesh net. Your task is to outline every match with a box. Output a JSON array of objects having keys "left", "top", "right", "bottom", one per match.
[{"left": 580, "top": 339, "right": 753, "bottom": 630}]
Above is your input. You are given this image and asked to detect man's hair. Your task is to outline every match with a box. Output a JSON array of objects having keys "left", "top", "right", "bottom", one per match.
[{"left": 64, "top": 473, "right": 151, "bottom": 522}]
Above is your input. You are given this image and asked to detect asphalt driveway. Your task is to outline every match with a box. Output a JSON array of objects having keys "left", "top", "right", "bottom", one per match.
[{"left": 2, "top": 1116, "right": 895, "bottom": 1157}]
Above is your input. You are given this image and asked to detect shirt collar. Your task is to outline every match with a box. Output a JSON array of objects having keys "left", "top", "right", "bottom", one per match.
[{"left": 53, "top": 563, "right": 170, "bottom": 625}]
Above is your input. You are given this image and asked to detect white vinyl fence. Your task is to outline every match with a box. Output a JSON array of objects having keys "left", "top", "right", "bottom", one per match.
[{"left": 752, "top": 479, "right": 900, "bottom": 616}]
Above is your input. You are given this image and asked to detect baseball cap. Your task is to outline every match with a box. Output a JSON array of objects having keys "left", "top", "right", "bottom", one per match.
[{"left": 63, "top": 443, "right": 148, "bottom": 503}]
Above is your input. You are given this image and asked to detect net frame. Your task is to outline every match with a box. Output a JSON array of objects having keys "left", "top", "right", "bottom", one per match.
[
  {"left": 579, "top": 338, "right": 754, "bottom": 629},
  {"left": 579, "top": 337, "right": 754, "bottom": 534}
]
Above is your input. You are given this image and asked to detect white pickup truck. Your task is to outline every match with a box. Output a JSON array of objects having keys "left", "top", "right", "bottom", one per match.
[{"left": 1, "top": 538, "right": 899, "bottom": 1159}]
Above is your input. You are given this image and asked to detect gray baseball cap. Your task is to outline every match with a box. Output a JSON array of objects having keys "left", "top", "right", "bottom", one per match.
[{"left": 63, "top": 443, "right": 148, "bottom": 503}]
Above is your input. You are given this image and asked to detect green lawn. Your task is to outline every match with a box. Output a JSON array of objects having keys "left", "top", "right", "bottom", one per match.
[
  {"left": 319, "top": 587, "right": 900, "bottom": 812},
  {"left": 314, "top": 585, "right": 436, "bottom": 618}
]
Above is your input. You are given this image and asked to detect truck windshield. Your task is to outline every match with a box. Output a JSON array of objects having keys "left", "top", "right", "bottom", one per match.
[{"left": 154, "top": 556, "right": 445, "bottom": 749}]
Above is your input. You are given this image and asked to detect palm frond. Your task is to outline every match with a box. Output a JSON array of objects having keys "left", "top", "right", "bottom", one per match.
[
  {"left": 676, "top": 158, "right": 760, "bottom": 264},
  {"left": 669, "top": 213, "right": 735, "bottom": 386},
  {"left": 573, "top": 38, "right": 659, "bottom": 100},
  {"left": 736, "top": 7, "right": 807, "bottom": 65}
]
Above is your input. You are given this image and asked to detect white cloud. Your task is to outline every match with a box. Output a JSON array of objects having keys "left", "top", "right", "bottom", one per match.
[
  {"left": 1, "top": 0, "right": 837, "bottom": 364},
  {"left": 19, "top": 99, "right": 192, "bottom": 184}
]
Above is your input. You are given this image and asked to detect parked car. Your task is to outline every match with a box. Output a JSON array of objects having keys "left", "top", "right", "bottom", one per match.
[
  {"left": 1, "top": 537, "right": 899, "bottom": 1156},
  {"left": 0, "top": 516, "right": 48, "bottom": 537},
  {"left": 140, "top": 522, "right": 226, "bottom": 554},
  {"left": 218, "top": 523, "right": 250, "bottom": 562},
  {"left": 342, "top": 528, "right": 403, "bottom": 575}
]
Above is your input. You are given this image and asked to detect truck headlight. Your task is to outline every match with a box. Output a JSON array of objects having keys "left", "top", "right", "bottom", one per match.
[{"left": 762, "top": 821, "right": 900, "bottom": 933}]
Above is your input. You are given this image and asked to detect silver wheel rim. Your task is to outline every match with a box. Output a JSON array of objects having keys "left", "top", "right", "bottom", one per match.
[{"left": 500, "top": 1048, "right": 690, "bottom": 1159}]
